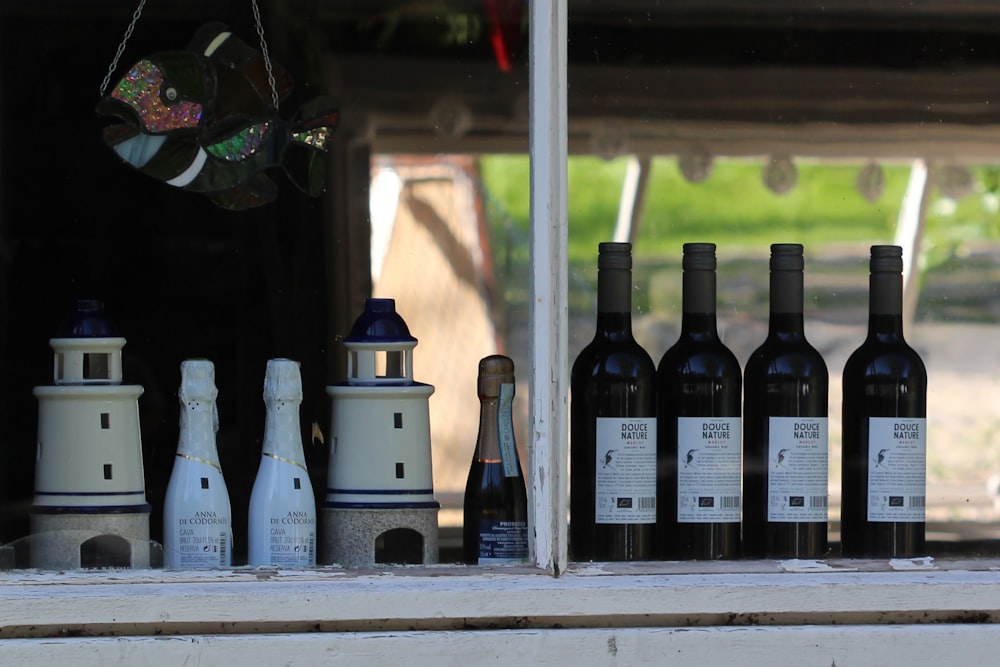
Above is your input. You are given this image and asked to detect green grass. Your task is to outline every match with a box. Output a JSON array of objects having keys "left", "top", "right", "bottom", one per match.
[{"left": 479, "top": 155, "right": 1000, "bottom": 267}]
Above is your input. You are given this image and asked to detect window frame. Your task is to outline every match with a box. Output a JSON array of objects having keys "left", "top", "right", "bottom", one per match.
[{"left": 3, "top": 2, "right": 1000, "bottom": 662}]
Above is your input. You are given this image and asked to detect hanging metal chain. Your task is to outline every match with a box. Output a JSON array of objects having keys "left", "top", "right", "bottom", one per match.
[
  {"left": 251, "top": 0, "right": 280, "bottom": 113},
  {"left": 98, "top": 0, "right": 147, "bottom": 98},
  {"left": 99, "top": 0, "right": 278, "bottom": 112}
]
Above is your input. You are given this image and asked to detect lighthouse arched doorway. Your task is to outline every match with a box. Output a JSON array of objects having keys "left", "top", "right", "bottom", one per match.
[{"left": 374, "top": 527, "right": 424, "bottom": 565}]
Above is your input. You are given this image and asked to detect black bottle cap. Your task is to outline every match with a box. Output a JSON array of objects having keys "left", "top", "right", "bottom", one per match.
[
  {"left": 682, "top": 243, "right": 717, "bottom": 271},
  {"left": 478, "top": 354, "right": 515, "bottom": 398},
  {"left": 770, "top": 243, "right": 804, "bottom": 271},
  {"left": 55, "top": 299, "right": 120, "bottom": 338},
  {"left": 870, "top": 245, "right": 904, "bottom": 273},
  {"left": 598, "top": 242, "right": 632, "bottom": 270}
]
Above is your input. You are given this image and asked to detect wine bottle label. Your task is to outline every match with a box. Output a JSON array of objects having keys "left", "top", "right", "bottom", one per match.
[
  {"left": 676, "top": 417, "right": 741, "bottom": 523},
  {"left": 477, "top": 519, "right": 528, "bottom": 564},
  {"left": 169, "top": 519, "right": 231, "bottom": 568},
  {"left": 498, "top": 382, "right": 519, "bottom": 478},
  {"left": 595, "top": 417, "right": 657, "bottom": 524},
  {"left": 766, "top": 416, "right": 829, "bottom": 522},
  {"left": 266, "top": 511, "right": 317, "bottom": 567},
  {"left": 866, "top": 417, "right": 927, "bottom": 522}
]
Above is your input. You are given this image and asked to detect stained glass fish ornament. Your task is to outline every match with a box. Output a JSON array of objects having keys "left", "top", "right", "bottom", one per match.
[{"left": 96, "top": 2, "right": 339, "bottom": 210}]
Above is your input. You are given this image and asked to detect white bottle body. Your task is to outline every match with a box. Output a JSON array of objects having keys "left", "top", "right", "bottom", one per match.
[
  {"left": 163, "top": 360, "right": 232, "bottom": 569},
  {"left": 163, "top": 457, "right": 232, "bottom": 568},
  {"left": 248, "top": 455, "right": 317, "bottom": 566},
  {"left": 247, "top": 359, "right": 317, "bottom": 567}
]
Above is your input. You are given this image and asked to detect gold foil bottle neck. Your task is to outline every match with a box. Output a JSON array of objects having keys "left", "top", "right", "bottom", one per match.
[{"left": 478, "top": 354, "right": 515, "bottom": 398}]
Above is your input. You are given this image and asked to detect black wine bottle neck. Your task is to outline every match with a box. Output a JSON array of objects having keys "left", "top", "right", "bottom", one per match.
[
  {"left": 596, "top": 267, "right": 634, "bottom": 338},
  {"left": 681, "top": 268, "right": 719, "bottom": 338},
  {"left": 768, "top": 267, "right": 805, "bottom": 338},
  {"left": 868, "top": 271, "right": 905, "bottom": 340}
]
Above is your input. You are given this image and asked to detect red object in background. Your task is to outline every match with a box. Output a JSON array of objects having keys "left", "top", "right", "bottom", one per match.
[{"left": 484, "top": 0, "right": 523, "bottom": 73}]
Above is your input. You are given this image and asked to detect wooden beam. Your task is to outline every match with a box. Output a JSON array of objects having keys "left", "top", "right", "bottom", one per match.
[
  {"left": 614, "top": 156, "right": 652, "bottom": 245},
  {"left": 528, "top": 0, "right": 569, "bottom": 576},
  {"left": 894, "top": 160, "right": 933, "bottom": 330}
]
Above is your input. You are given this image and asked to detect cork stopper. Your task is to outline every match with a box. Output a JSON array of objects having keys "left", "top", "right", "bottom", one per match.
[
  {"left": 478, "top": 354, "right": 515, "bottom": 399},
  {"left": 264, "top": 358, "right": 303, "bottom": 403},
  {"left": 179, "top": 359, "right": 217, "bottom": 403}
]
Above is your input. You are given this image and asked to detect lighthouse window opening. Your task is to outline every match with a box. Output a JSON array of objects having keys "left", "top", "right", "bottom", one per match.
[
  {"left": 396, "top": 462, "right": 405, "bottom": 479},
  {"left": 201, "top": 477, "right": 209, "bottom": 489},
  {"left": 83, "top": 352, "right": 110, "bottom": 380},
  {"left": 103, "top": 464, "right": 113, "bottom": 480},
  {"left": 293, "top": 478, "right": 301, "bottom": 490},
  {"left": 374, "top": 350, "right": 407, "bottom": 379},
  {"left": 100, "top": 413, "right": 110, "bottom": 429},
  {"left": 394, "top": 412, "right": 403, "bottom": 428}
]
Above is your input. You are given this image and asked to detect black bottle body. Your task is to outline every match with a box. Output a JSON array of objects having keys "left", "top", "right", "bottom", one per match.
[
  {"left": 656, "top": 244, "right": 742, "bottom": 560},
  {"left": 742, "top": 245, "right": 829, "bottom": 559},
  {"left": 841, "top": 247, "right": 927, "bottom": 558},
  {"left": 570, "top": 243, "right": 657, "bottom": 561},
  {"left": 463, "top": 459, "right": 528, "bottom": 564},
  {"left": 463, "top": 355, "right": 528, "bottom": 565}
]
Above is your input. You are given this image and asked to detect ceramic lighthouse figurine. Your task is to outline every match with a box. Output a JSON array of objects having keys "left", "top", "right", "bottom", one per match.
[
  {"left": 323, "top": 298, "right": 439, "bottom": 567},
  {"left": 163, "top": 359, "right": 232, "bottom": 568},
  {"left": 31, "top": 299, "right": 150, "bottom": 570}
]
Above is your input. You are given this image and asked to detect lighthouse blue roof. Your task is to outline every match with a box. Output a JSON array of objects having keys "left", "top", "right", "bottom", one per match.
[{"left": 345, "top": 298, "right": 417, "bottom": 344}]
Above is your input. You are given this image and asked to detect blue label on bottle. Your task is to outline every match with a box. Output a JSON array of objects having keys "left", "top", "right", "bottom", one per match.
[{"left": 498, "top": 383, "right": 519, "bottom": 478}]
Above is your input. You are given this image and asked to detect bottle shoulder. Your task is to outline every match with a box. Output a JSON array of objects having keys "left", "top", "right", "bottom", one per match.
[
  {"left": 572, "top": 338, "right": 656, "bottom": 378},
  {"left": 657, "top": 338, "right": 741, "bottom": 378},
  {"left": 745, "top": 337, "right": 829, "bottom": 379},
  {"left": 843, "top": 339, "right": 927, "bottom": 380}
]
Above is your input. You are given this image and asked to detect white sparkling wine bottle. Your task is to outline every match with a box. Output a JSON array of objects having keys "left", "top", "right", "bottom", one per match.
[
  {"left": 163, "top": 359, "right": 233, "bottom": 568},
  {"left": 248, "top": 358, "right": 317, "bottom": 567}
]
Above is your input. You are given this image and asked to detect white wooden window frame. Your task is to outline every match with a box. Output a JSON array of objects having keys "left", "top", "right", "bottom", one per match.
[{"left": 2, "top": 2, "right": 1000, "bottom": 664}]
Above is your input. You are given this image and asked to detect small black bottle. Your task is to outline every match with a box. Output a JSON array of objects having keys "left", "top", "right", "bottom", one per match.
[
  {"left": 742, "top": 244, "right": 829, "bottom": 559},
  {"left": 841, "top": 245, "right": 927, "bottom": 558},
  {"left": 570, "top": 242, "right": 657, "bottom": 561},
  {"left": 463, "top": 355, "right": 529, "bottom": 565},
  {"left": 656, "top": 243, "right": 742, "bottom": 560}
]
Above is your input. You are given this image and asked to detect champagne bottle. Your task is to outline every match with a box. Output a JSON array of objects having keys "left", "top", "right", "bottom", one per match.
[
  {"left": 248, "top": 359, "right": 317, "bottom": 567},
  {"left": 163, "top": 360, "right": 233, "bottom": 568},
  {"left": 841, "top": 245, "right": 927, "bottom": 558},
  {"left": 743, "top": 244, "right": 829, "bottom": 559},
  {"left": 656, "top": 243, "right": 742, "bottom": 559},
  {"left": 570, "top": 242, "right": 657, "bottom": 561},
  {"left": 463, "top": 355, "right": 529, "bottom": 565}
]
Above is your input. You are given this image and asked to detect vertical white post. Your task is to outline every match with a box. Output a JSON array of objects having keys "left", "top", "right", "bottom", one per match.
[
  {"left": 893, "top": 159, "right": 933, "bottom": 331},
  {"left": 613, "top": 156, "right": 652, "bottom": 245},
  {"left": 529, "top": 0, "right": 568, "bottom": 575}
]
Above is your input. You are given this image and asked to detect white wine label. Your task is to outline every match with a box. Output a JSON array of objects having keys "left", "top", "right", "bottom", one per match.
[
  {"left": 477, "top": 519, "right": 528, "bottom": 564},
  {"left": 867, "top": 417, "right": 926, "bottom": 522},
  {"left": 677, "top": 417, "right": 741, "bottom": 523},
  {"left": 595, "top": 417, "right": 657, "bottom": 524},
  {"left": 169, "top": 511, "right": 232, "bottom": 568},
  {"left": 767, "top": 416, "right": 829, "bottom": 522},
  {"left": 267, "top": 511, "right": 317, "bottom": 567},
  {"left": 498, "top": 383, "right": 519, "bottom": 478}
]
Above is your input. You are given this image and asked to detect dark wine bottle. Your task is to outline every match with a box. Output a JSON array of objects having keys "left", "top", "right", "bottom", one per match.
[
  {"left": 463, "top": 355, "right": 529, "bottom": 565},
  {"left": 841, "top": 245, "right": 927, "bottom": 558},
  {"left": 570, "top": 242, "right": 657, "bottom": 561},
  {"left": 743, "top": 244, "right": 829, "bottom": 559},
  {"left": 656, "top": 243, "right": 742, "bottom": 559}
]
